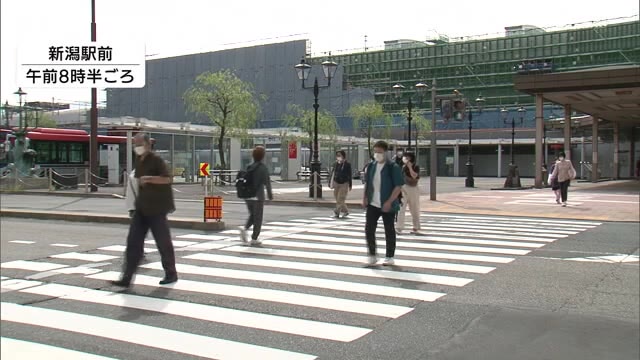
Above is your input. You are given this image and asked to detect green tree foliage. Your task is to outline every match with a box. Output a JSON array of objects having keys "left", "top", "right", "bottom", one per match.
[
  {"left": 283, "top": 103, "right": 338, "bottom": 164},
  {"left": 413, "top": 112, "right": 431, "bottom": 142},
  {"left": 347, "top": 101, "right": 390, "bottom": 158},
  {"left": 183, "top": 70, "right": 262, "bottom": 169}
]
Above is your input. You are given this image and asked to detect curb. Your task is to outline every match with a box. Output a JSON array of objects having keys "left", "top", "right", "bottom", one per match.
[
  {"left": 0, "top": 209, "right": 225, "bottom": 231},
  {"left": 0, "top": 190, "right": 115, "bottom": 198}
]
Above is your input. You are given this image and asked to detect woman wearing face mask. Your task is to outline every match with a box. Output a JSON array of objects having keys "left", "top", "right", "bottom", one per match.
[
  {"left": 550, "top": 151, "right": 577, "bottom": 207},
  {"left": 396, "top": 152, "right": 421, "bottom": 234},
  {"left": 329, "top": 150, "right": 353, "bottom": 218}
]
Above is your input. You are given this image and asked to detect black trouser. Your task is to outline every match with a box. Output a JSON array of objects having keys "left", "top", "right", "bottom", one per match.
[
  {"left": 559, "top": 180, "right": 570, "bottom": 202},
  {"left": 123, "top": 211, "right": 176, "bottom": 279},
  {"left": 245, "top": 200, "right": 265, "bottom": 240},
  {"left": 365, "top": 205, "right": 397, "bottom": 258}
]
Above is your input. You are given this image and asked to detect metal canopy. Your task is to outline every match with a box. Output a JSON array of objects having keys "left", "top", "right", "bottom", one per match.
[{"left": 514, "top": 65, "right": 640, "bottom": 124}]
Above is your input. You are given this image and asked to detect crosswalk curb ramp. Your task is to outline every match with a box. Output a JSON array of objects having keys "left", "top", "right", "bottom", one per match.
[{"left": 1, "top": 213, "right": 602, "bottom": 359}]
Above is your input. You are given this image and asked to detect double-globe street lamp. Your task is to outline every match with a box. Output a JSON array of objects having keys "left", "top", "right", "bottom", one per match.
[
  {"left": 500, "top": 105, "right": 526, "bottom": 188},
  {"left": 464, "top": 95, "right": 486, "bottom": 188},
  {"left": 294, "top": 57, "right": 338, "bottom": 199},
  {"left": 393, "top": 82, "right": 428, "bottom": 152}
]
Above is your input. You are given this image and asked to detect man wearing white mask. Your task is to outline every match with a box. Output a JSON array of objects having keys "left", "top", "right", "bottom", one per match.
[
  {"left": 111, "top": 133, "right": 177, "bottom": 288},
  {"left": 362, "top": 140, "right": 404, "bottom": 266},
  {"left": 329, "top": 150, "right": 352, "bottom": 218}
]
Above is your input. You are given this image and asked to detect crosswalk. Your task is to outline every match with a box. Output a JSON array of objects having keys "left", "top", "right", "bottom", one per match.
[{"left": 1, "top": 213, "right": 602, "bottom": 359}]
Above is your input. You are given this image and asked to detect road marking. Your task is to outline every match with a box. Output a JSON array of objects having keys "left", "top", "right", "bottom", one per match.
[
  {"left": 8, "top": 240, "right": 35, "bottom": 244},
  {"left": 1, "top": 337, "right": 117, "bottom": 360},
  {"left": 419, "top": 214, "right": 602, "bottom": 226},
  {"left": 411, "top": 223, "right": 578, "bottom": 236},
  {"left": 176, "top": 234, "right": 230, "bottom": 241},
  {"left": 145, "top": 240, "right": 197, "bottom": 247},
  {"left": 142, "top": 262, "right": 445, "bottom": 302},
  {"left": 184, "top": 253, "right": 472, "bottom": 287},
  {"left": 19, "top": 283, "right": 371, "bottom": 342},
  {"left": 88, "top": 272, "right": 413, "bottom": 318},
  {"left": 1, "top": 260, "right": 68, "bottom": 272},
  {"left": 0, "top": 276, "right": 8, "bottom": 280},
  {"left": 445, "top": 219, "right": 593, "bottom": 230},
  {"left": 263, "top": 239, "right": 515, "bottom": 264},
  {"left": 222, "top": 247, "right": 495, "bottom": 274},
  {"left": 50, "top": 252, "right": 118, "bottom": 262},
  {"left": 562, "top": 254, "right": 640, "bottom": 263},
  {"left": 1, "top": 279, "right": 42, "bottom": 292},
  {"left": 281, "top": 233, "right": 531, "bottom": 255},
  {"left": 1, "top": 302, "right": 317, "bottom": 360},
  {"left": 50, "top": 243, "right": 79, "bottom": 248},
  {"left": 98, "top": 245, "right": 158, "bottom": 253}
]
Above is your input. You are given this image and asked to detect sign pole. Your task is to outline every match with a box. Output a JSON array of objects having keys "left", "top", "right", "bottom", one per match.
[{"left": 89, "top": 0, "right": 98, "bottom": 192}]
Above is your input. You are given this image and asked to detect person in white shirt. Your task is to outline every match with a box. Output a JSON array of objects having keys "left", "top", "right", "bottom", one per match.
[{"left": 362, "top": 141, "right": 404, "bottom": 266}]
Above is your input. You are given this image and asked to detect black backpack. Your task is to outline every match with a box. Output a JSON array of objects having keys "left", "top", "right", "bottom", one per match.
[{"left": 235, "top": 164, "right": 259, "bottom": 199}]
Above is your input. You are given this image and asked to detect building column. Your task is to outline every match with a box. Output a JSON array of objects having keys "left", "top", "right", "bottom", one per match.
[
  {"left": 564, "top": 104, "right": 572, "bottom": 160},
  {"left": 229, "top": 138, "right": 242, "bottom": 171},
  {"left": 453, "top": 143, "right": 460, "bottom": 177},
  {"left": 613, "top": 122, "right": 619, "bottom": 180},
  {"left": 126, "top": 130, "right": 133, "bottom": 174},
  {"left": 630, "top": 127, "right": 636, "bottom": 178},
  {"left": 497, "top": 143, "right": 502, "bottom": 177},
  {"left": 170, "top": 134, "right": 175, "bottom": 177},
  {"left": 592, "top": 119, "right": 599, "bottom": 182},
  {"left": 534, "top": 94, "right": 544, "bottom": 188}
]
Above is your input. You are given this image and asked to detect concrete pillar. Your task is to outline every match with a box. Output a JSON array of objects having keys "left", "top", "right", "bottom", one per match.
[
  {"left": 497, "top": 143, "right": 502, "bottom": 177},
  {"left": 630, "top": 127, "right": 636, "bottom": 178},
  {"left": 534, "top": 94, "right": 544, "bottom": 188},
  {"left": 613, "top": 122, "right": 619, "bottom": 180},
  {"left": 592, "top": 119, "right": 599, "bottom": 182},
  {"left": 563, "top": 104, "right": 572, "bottom": 160},
  {"left": 229, "top": 138, "right": 241, "bottom": 171},
  {"left": 281, "top": 140, "right": 301, "bottom": 181},
  {"left": 453, "top": 143, "right": 460, "bottom": 177},
  {"left": 126, "top": 130, "right": 133, "bottom": 173}
]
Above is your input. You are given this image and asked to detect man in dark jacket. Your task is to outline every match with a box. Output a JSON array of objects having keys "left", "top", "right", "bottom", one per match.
[
  {"left": 240, "top": 146, "right": 273, "bottom": 245},
  {"left": 330, "top": 150, "right": 353, "bottom": 218},
  {"left": 112, "top": 133, "right": 177, "bottom": 287},
  {"left": 362, "top": 141, "right": 404, "bottom": 266}
]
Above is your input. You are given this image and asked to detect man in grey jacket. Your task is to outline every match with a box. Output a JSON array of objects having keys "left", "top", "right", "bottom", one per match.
[{"left": 240, "top": 146, "right": 273, "bottom": 245}]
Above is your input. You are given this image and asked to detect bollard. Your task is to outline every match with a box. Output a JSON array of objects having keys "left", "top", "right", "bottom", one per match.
[
  {"left": 48, "top": 169, "right": 53, "bottom": 192},
  {"left": 204, "top": 196, "right": 223, "bottom": 222}
]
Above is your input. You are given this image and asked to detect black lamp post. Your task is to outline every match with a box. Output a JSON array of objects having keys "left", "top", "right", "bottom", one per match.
[
  {"left": 295, "top": 56, "right": 338, "bottom": 199},
  {"left": 501, "top": 106, "right": 526, "bottom": 188},
  {"left": 393, "top": 82, "right": 427, "bottom": 152},
  {"left": 465, "top": 95, "right": 485, "bottom": 188}
]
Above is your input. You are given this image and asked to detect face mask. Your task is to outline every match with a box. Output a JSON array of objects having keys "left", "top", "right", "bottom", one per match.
[
  {"left": 374, "top": 153, "right": 385, "bottom": 163},
  {"left": 402, "top": 157, "right": 409, "bottom": 164},
  {"left": 134, "top": 146, "right": 146, "bottom": 156},
  {"left": 336, "top": 157, "right": 343, "bottom": 163},
  {"left": 397, "top": 152, "right": 402, "bottom": 157},
  {"left": 558, "top": 157, "right": 565, "bottom": 161}
]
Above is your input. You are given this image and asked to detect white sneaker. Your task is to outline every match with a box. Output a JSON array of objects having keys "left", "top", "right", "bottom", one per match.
[
  {"left": 562, "top": 202, "right": 567, "bottom": 207},
  {"left": 367, "top": 255, "right": 378, "bottom": 265},
  {"left": 239, "top": 227, "right": 248, "bottom": 243},
  {"left": 250, "top": 238, "right": 262, "bottom": 246},
  {"left": 382, "top": 257, "right": 395, "bottom": 266}
]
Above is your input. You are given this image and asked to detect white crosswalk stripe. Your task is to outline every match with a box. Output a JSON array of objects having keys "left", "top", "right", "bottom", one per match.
[{"left": 0, "top": 213, "right": 600, "bottom": 359}]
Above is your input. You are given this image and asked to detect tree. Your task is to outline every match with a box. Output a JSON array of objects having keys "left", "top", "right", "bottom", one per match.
[
  {"left": 347, "top": 101, "right": 391, "bottom": 159},
  {"left": 412, "top": 112, "right": 431, "bottom": 163},
  {"left": 282, "top": 103, "right": 338, "bottom": 166},
  {"left": 183, "top": 70, "right": 262, "bottom": 169}
]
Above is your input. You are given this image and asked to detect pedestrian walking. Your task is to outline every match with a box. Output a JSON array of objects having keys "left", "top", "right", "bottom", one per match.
[
  {"left": 550, "top": 151, "right": 577, "bottom": 207},
  {"left": 548, "top": 157, "right": 561, "bottom": 204},
  {"left": 237, "top": 146, "right": 273, "bottom": 245},
  {"left": 396, "top": 152, "right": 421, "bottom": 234},
  {"left": 362, "top": 141, "right": 404, "bottom": 266},
  {"left": 112, "top": 133, "right": 177, "bottom": 287},
  {"left": 329, "top": 150, "right": 352, "bottom": 218}
]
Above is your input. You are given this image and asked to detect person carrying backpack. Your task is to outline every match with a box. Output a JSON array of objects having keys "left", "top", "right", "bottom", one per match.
[{"left": 237, "top": 146, "right": 273, "bottom": 245}]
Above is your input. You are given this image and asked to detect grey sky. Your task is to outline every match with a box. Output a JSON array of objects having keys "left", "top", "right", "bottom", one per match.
[{"left": 1, "top": 0, "right": 638, "bottom": 108}]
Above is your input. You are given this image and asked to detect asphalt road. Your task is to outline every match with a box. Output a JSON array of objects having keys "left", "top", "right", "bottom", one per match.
[{"left": 1, "top": 211, "right": 638, "bottom": 360}]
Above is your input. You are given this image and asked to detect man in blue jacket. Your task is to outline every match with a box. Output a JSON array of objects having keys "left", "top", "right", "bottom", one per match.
[{"left": 362, "top": 140, "right": 404, "bottom": 266}]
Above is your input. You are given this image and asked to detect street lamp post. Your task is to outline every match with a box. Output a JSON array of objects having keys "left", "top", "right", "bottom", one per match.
[
  {"left": 501, "top": 106, "right": 526, "bottom": 188},
  {"left": 465, "top": 95, "right": 485, "bottom": 188},
  {"left": 294, "top": 56, "right": 338, "bottom": 199},
  {"left": 393, "top": 83, "right": 427, "bottom": 153},
  {"left": 14, "top": 88, "right": 27, "bottom": 131}
]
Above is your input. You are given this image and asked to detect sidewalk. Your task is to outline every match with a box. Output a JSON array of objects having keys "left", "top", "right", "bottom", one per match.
[{"left": 1, "top": 177, "right": 638, "bottom": 222}]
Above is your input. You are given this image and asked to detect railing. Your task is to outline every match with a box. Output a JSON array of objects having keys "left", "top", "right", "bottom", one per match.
[{"left": 296, "top": 170, "right": 330, "bottom": 181}]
